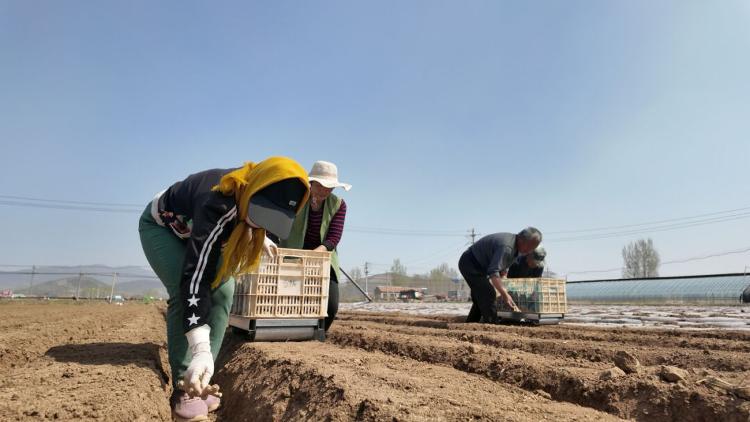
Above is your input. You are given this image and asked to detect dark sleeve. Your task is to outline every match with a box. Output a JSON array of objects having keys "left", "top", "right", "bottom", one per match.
[
  {"left": 322, "top": 200, "right": 347, "bottom": 251},
  {"left": 530, "top": 266, "right": 544, "bottom": 278},
  {"left": 486, "top": 245, "right": 514, "bottom": 278},
  {"left": 266, "top": 232, "right": 280, "bottom": 245},
  {"left": 180, "top": 200, "right": 237, "bottom": 333}
]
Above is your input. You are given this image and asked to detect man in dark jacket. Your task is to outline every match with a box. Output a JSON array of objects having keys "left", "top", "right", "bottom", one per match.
[{"left": 458, "top": 227, "right": 542, "bottom": 323}]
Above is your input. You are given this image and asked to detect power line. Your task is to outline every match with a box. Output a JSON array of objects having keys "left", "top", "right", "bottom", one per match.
[
  {"left": 545, "top": 205, "right": 750, "bottom": 234},
  {"left": 401, "top": 241, "right": 469, "bottom": 267},
  {"left": 0, "top": 199, "right": 468, "bottom": 237},
  {"left": 0, "top": 195, "right": 143, "bottom": 208},
  {"left": 351, "top": 211, "right": 750, "bottom": 241},
  {"left": 0, "top": 200, "right": 141, "bottom": 213},
  {"left": 0, "top": 197, "right": 472, "bottom": 237},
  {"left": 0, "top": 270, "right": 159, "bottom": 279},
  {"left": 2, "top": 193, "right": 749, "bottom": 243},
  {"left": 347, "top": 226, "right": 466, "bottom": 237},
  {"left": 348, "top": 225, "right": 464, "bottom": 234},
  {"left": 0, "top": 264, "right": 155, "bottom": 273},
  {"left": 547, "top": 211, "right": 750, "bottom": 242},
  {"left": 565, "top": 245, "right": 750, "bottom": 276},
  {"left": 661, "top": 246, "right": 750, "bottom": 266}
]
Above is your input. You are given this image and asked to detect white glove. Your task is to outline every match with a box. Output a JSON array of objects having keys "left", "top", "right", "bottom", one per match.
[
  {"left": 183, "top": 325, "right": 213, "bottom": 397},
  {"left": 262, "top": 235, "right": 278, "bottom": 258}
]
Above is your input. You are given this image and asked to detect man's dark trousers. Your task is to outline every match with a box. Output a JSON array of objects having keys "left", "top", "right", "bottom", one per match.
[{"left": 458, "top": 249, "right": 498, "bottom": 323}]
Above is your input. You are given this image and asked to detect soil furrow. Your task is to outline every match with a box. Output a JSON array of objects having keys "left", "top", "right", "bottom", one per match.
[
  {"left": 336, "top": 317, "right": 750, "bottom": 372},
  {"left": 214, "top": 334, "right": 620, "bottom": 421},
  {"left": 329, "top": 319, "right": 750, "bottom": 422}
]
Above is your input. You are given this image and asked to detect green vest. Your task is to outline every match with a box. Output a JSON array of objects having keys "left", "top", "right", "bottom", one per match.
[{"left": 281, "top": 194, "right": 342, "bottom": 282}]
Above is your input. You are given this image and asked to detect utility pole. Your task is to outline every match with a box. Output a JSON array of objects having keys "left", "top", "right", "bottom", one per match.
[
  {"left": 109, "top": 272, "right": 118, "bottom": 303},
  {"left": 364, "top": 262, "right": 369, "bottom": 298},
  {"left": 468, "top": 228, "right": 477, "bottom": 244},
  {"left": 29, "top": 265, "right": 36, "bottom": 297},
  {"left": 75, "top": 270, "right": 83, "bottom": 300}
]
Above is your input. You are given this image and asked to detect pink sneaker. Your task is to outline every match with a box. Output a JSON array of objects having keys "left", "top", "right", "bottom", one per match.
[
  {"left": 204, "top": 394, "right": 221, "bottom": 412},
  {"left": 171, "top": 391, "right": 208, "bottom": 422}
]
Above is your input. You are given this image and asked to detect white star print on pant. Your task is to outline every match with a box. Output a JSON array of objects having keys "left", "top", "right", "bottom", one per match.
[
  {"left": 187, "top": 295, "right": 200, "bottom": 307},
  {"left": 187, "top": 313, "right": 200, "bottom": 326}
]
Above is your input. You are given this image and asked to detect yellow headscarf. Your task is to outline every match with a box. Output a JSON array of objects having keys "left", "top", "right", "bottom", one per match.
[{"left": 211, "top": 156, "right": 309, "bottom": 288}]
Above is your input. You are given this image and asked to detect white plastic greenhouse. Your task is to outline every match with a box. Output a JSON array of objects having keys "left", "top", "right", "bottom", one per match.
[{"left": 566, "top": 273, "right": 750, "bottom": 305}]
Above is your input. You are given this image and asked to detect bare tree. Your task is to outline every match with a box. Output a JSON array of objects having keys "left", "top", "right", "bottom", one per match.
[
  {"left": 389, "top": 259, "right": 410, "bottom": 286},
  {"left": 348, "top": 267, "right": 363, "bottom": 282},
  {"left": 622, "top": 238, "right": 660, "bottom": 278},
  {"left": 429, "top": 263, "right": 459, "bottom": 295},
  {"left": 390, "top": 259, "right": 407, "bottom": 276}
]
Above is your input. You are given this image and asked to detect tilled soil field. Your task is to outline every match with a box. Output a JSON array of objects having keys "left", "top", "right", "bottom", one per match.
[
  {"left": 0, "top": 301, "right": 171, "bottom": 421},
  {"left": 2, "top": 302, "right": 749, "bottom": 421}
]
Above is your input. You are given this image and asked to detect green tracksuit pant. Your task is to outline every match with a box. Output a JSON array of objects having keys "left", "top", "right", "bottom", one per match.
[{"left": 138, "top": 206, "right": 234, "bottom": 387}]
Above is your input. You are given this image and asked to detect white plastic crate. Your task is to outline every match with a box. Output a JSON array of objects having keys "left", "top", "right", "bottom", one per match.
[{"left": 231, "top": 248, "right": 331, "bottom": 318}]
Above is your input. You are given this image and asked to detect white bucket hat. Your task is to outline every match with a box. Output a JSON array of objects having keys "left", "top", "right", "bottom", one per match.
[
  {"left": 308, "top": 161, "right": 352, "bottom": 191},
  {"left": 530, "top": 245, "right": 546, "bottom": 268}
]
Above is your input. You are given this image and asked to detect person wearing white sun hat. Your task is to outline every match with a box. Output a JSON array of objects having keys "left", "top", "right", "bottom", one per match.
[
  {"left": 280, "top": 161, "right": 350, "bottom": 331},
  {"left": 508, "top": 245, "right": 547, "bottom": 278},
  {"left": 307, "top": 160, "right": 352, "bottom": 192}
]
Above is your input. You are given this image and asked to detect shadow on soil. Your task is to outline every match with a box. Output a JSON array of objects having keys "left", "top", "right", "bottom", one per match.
[{"left": 45, "top": 342, "right": 170, "bottom": 388}]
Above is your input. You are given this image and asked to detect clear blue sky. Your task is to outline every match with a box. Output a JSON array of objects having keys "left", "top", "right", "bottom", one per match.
[{"left": 1, "top": 1, "right": 749, "bottom": 280}]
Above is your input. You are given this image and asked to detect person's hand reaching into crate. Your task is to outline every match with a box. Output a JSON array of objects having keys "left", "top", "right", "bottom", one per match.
[
  {"left": 262, "top": 235, "right": 278, "bottom": 258},
  {"left": 499, "top": 288, "right": 521, "bottom": 312},
  {"left": 490, "top": 274, "right": 521, "bottom": 312}
]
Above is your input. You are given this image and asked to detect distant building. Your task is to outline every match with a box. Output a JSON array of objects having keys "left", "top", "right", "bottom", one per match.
[
  {"left": 355, "top": 273, "right": 395, "bottom": 299},
  {"left": 343, "top": 272, "right": 470, "bottom": 302},
  {"left": 399, "top": 289, "right": 424, "bottom": 301},
  {"left": 373, "top": 286, "right": 427, "bottom": 301}
]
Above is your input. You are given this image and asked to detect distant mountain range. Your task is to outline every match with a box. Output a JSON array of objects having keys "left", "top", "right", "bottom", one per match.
[{"left": 0, "top": 265, "right": 167, "bottom": 299}]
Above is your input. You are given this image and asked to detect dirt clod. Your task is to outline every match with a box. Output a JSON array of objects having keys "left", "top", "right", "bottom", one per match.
[
  {"left": 660, "top": 366, "right": 688, "bottom": 383},
  {"left": 535, "top": 389, "right": 552, "bottom": 400},
  {"left": 698, "top": 376, "right": 750, "bottom": 400},
  {"left": 600, "top": 367, "right": 626, "bottom": 380},
  {"left": 614, "top": 350, "right": 641, "bottom": 374}
]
